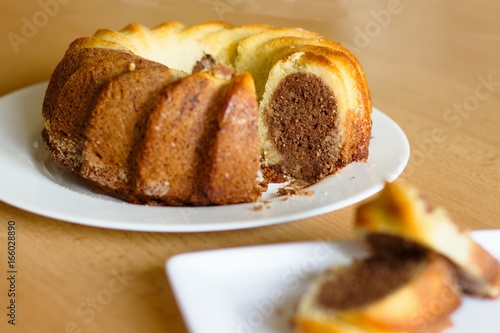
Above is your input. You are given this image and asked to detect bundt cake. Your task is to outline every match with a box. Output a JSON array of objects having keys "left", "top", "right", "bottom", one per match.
[{"left": 42, "top": 21, "right": 372, "bottom": 206}]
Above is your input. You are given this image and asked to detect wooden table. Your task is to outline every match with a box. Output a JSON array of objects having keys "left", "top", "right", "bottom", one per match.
[{"left": 0, "top": 1, "right": 498, "bottom": 332}]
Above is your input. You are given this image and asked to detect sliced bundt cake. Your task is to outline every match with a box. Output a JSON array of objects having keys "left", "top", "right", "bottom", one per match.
[{"left": 42, "top": 21, "right": 372, "bottom": 206}]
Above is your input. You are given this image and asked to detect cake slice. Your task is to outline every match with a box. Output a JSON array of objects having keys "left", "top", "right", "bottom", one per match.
[
  {"left": 296, "top": 180, "right": 500, "bottom": 332},
  {"left": 80, "top": 67, "right": 186, "bottom": 201},
  {"left": 295, "top": 252, "right": 461, "bottom": 333},
  {"left": 42, "top": 46, "right": 137, "bottom": 132},
  {"left": 44, "top": 56, "right": 163, "bottom": 172},
  {"left": 356, "top": 181, "right": 500, "bottom": 299},
  {"left": 202, "top": 72, "right": 261, "bottom": 204}
]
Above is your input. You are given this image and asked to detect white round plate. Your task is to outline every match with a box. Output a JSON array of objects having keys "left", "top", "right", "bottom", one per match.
[{"left": 0, "top": 82, "right": 409, "bottom": 232}]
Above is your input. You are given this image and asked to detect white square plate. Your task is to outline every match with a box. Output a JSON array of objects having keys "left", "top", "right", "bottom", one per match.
[{"left": 166, "top": 230, "right": 500, "bottom": 333}]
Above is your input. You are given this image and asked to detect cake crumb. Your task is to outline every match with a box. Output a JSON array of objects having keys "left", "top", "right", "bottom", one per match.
[
  {"left": 128, "top": 62, "right": 136, "bottom": 71},
  {"left": 278, "top": 187, "right": 315, "bottom": 197},
  {"left": 252, "top": 200, "right": 272, "bottom": 212},
  {"left": 210, "top": 64, "right": 234, "bottom": 80},
  {"left": 277, "top": 178, "right": 315, "bottom": 197},
  {"left": 261, "top": 165, "right": 289, "bottom": 184},
  {"left": 252, "top": 204, "right": 264, "bottom": 211}
]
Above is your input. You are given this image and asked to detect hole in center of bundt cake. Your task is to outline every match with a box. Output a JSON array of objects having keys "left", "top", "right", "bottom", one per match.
[{"left": 266, "top": 73, "right": 339, "bottom": 181}]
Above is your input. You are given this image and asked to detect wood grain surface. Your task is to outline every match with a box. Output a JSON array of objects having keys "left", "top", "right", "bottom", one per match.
[{"left": 0, "top": 1, "right": 498, "bottom": 332}]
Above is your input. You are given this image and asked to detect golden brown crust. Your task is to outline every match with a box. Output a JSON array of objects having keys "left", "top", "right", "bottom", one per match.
[
  {"left": 203, "top": 73, "right": 261, "bottom": 204},
  {"left": 80, "top": 67, "right": 185, "bottom": 201},
  {"left": 66, "top": 36, "right": 132, "bottom": 53},
  {"left": 42, "top": 46, "right": 136, "bottom": 131},
  {"left": 127, "top": 72, "right": 260, "bottom": 206},
  {"left": 133, "top": 72, "right": 229, "bottom": 205},
  {"left": 43, "top": 55, "right": 162, "bottom": 171}
]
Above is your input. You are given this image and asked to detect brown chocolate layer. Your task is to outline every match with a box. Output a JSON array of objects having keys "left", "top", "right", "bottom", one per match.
[
  {"left": 266, "top": 73, "right": 338, "bottom": 181},
  {"left": 317, "top": 254, "right": 426, "bottom": 310},
  {"left": 366, "top": 233, "right": 427, "bottom": 259}
]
